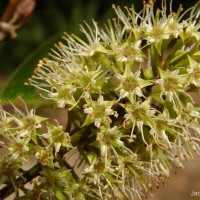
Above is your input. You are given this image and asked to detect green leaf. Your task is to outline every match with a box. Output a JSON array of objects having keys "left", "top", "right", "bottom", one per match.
[{"left": 0, "top": 33, "right": 63, "bottom": 105}]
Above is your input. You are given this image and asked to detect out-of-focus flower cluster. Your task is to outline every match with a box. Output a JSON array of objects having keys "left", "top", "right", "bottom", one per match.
[{"left": 1, "top": 0, "right": 200, "bottom": 199}]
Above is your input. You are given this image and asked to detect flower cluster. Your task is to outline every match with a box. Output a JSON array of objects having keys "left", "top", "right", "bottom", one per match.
[
  {"left": 1, "top": 0, "right": 200, "bottom": 199},
  {"left": 0, "top": 99, "right": 74, "bottom": 199}
]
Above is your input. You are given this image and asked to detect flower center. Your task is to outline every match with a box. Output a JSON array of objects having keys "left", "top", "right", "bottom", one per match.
[
  {"left": 132, "top": 108, "right": 146, "bottom": 121},
  {"left": 93, "top": 105, "right": 106, "bottom": 118},
  {"left": 193, "top": 68, "right": 200, "bottom": 80},
  {"left": 150, "top": 27, "right": 165, "bottom": 39},
  {"left": 164, "top": 76, "right": 179, "bottom": 91},
  {"left": 123, "top": 46, "right": 137, "bottom": 58},
  {"left": 22, "top": 117, "right": 36, "bottom": 130},
  {"left": 123, "top": 76, "right": 138, "bottom": 92},
  {"left": 58, "top": 88, "right": 70, "bottom": 98}
]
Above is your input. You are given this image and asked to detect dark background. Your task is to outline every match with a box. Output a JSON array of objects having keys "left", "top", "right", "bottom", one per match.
[{"left": 0, "top": 0, "right": 198, "bottom": 73}]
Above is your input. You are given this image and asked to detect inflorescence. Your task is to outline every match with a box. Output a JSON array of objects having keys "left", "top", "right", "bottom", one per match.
[{"left": 1, "top": 0, "right": 200, "bottom": 199}]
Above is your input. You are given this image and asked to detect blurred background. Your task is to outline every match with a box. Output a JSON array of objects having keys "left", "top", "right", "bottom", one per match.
[{"left": 0, "top": 0, "right": 200, "bottom": 199}]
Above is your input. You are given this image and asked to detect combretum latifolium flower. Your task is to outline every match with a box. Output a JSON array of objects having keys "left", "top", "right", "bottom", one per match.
[{"left": 1, "top": 0, "right": 200, "bottom": 199}]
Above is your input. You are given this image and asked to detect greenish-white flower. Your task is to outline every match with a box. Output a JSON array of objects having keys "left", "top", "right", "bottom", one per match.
[
  {"left": 42, "top": 123, "right": 72, "bottom": 155},
  {"left": 115, "top": 65, "right": 152, "bottom": 103},
  {"left": 187, "top": 56, "right": 200, "bottom": 86},
  {"left": 83, "top": 95, "right": 117, "bottom": 127}
]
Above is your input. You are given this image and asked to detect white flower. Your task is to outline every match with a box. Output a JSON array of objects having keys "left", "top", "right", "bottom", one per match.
[
  {"left": 116, "top": 40, "right": 144, "bottom": 63},
  {"left": 35, "top": 148, "right": 54, "bottom": 166},
  {"left": 83, "top": 95, "right": 117, "bottom": 127},
  {"left": 115, "top": 66, "right": 152, "bottom": 103},
  {"left": 112, "top": 5, "right": 141, "bottom": 39},
  {"left": 165, "top": 17, "right": 183, "bottom": 38},
  {"left": 63, "top": 20, "right": 108, "bottom": 57},
  {"left": 144, "top": 23, "right": 170, "bottom": 44},
  {"left": 7, "top": 137, "right": 29, "bottom": 161},
  {"left": 123, "top": 98, "right": 155, "bottom": 146},
  {"left": 42, "top": 123, "right": 72, "bottom": 155},
  {"left": 156, "top": 68, "right": 188, "bottom": 105},
  {"left": 187, "top": 56, "right": 200, "bottom": 87},
  {"left": 185, "top": 22, "right": 200, "bottom": 40}
]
